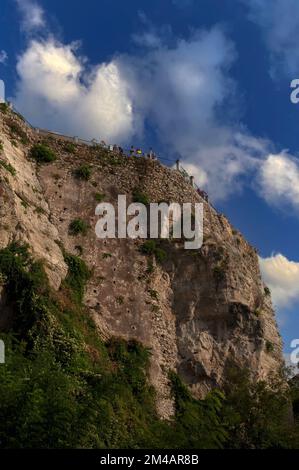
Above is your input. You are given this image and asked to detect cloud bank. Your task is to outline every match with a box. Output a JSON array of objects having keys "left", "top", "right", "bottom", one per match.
[
  {"left": 14, "top": 39, "right": 136, "bottom": 143},
  {"left": 15, "top": 0, "right": 45, "bottom": 32},
  {"left": 13, "top": 15, "right": 272, "bottom": 201},
  {"left": 259, "top": 253, "right": 299, "bottom": 308},
  {"left": 258, "top": 153, "right": 299, "bottom": 212}
]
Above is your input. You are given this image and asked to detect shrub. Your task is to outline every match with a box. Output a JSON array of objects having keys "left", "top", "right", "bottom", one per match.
[
  {"left": 264, "top": 286, "right": 271, "bottom": 296},
  {"left": 34, "top": 206, "right": 46, "bottom": 215},
  {"left": 220, "top": 367, "right": 295, "bottom": 449},
  {"left": 7, "top": 119, "right": 29, "bottom": 145},
  {"left": 64, "top": 142, "right": 76, "bottom": 153},
  {"left": 169, "top": 371, "right": 227, "bottom": 448},
  {"left": 0, "top": 140, "right": 3, "bottom": 152},
  {"left": 148, "top": 289, "right": 159, "bottom": 300},
  {"left": 155, "top": 248, "right": 167, "bottom": 263},
  {"left": 212, "top": 253, "right": 229, "bottom": 284},
  {"left": 0, "top": 243, "right": 299, "bottom": 449},
  {"left": 63, "top": 252, "right": 90, "bottom": 304},
  {"left": 94, "top": 192, "right": 105, "bottom": 202},
  {"left": 132, "top": 188, "right": 150, "bottom": 205},
  {"left": 140, "top": 240, "right": 167, "bottom": 263},
  {"left": 0, "top": 243, "right": 49, "bottom": 335},
  {"left": 30, "top": 144, "right": 56, "bottom": 163},
  {"left": 0, "top": 102, "right": 9, "bottom": 114},
  {"left": 266, "top": 340, "right": 274, "bottom": 353},
  {"left": 21, "top": 200, "right": 29, "bottom": 209},
  {"left": 146, "top": 260, "right": 154, "bottom": 275},
  {"left": 140, "top": 240, "right": 156, "bottom": 255},
  {"left": 75, "top": 164, "right": 92, "bottom": 180},
  {"left": 69, "top": 219, "right": 89, "bottom": 236},
  {"left": 0, "top": 160, "right": 16, "bottom": 176}
]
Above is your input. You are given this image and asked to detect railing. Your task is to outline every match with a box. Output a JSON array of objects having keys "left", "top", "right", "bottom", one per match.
[{"left": 9, "top": 103, "right": 210, "bottom": 201}]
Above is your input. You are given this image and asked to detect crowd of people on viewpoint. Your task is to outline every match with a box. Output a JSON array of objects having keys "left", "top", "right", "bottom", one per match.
[
  {"left": 98, "top": 141, "right": 158, "bottom": 160},
  {"left": 98, "top": 140, "right": 208, "bottom": 202}
]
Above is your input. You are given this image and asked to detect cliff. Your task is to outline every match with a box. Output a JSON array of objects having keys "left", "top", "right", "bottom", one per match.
[{"left": 0, "top": 104, "right": 283, "bottom": 419}]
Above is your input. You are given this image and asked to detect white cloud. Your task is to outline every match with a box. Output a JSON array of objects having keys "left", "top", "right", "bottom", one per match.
[
  {"left": 117, "top": 28, "right": 270, "bottom": 200},
  {"left": 177, "top": 162, "right": 208, "bottom": 187},
  {"left": 0, "top": 50, "right": 8, "bottom": 64},
  {"left": 259, "top": 253, "right": 299, "bottom": 308},
  {"left": 244, "top": 0, "right": 299, "bottom": 77},
  {"left": 258, "top": 153, "right": 299, "bottom": 211},
  {"left": 13, "top": 39, "right": 136, "bottom": 143},
  {"left": 12, "top": 9, "right": 273, "bottom": 200},
  {"left": 132, "top": 31, "right": 162, "bottom": 49},
  {"left": 15, "top": 0, "right": 45, "bottom": 32}
]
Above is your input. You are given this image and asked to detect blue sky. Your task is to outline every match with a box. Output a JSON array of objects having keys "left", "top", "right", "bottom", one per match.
[{"left": 1, "top": 0, "right": 299, "bottom": 361}]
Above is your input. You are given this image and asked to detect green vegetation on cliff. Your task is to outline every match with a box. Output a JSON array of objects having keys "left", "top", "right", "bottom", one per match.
[{"left": 0, "top": 243, "right": 298, "bottom": 449}]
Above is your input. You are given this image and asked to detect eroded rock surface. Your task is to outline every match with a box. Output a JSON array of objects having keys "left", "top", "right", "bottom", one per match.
[{"left": 0, "top": 108, "right": 283, "bottom": 418}]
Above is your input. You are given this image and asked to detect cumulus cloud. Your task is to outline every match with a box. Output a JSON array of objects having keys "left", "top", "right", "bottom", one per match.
[
  {"left": 258, "top": 153, "right": 299, "bottom": 211},
  {"left": 15, "top": 0, "right": 45, "bottom": 32},
  {"left": 0, "top": 50, "right": 8, "bottom": 64},
  {"left": 118, "top": 28, "right": 271, "bottom": 200},
  {"left": 259, "top": 253, "right": 299, "bottom": 308},
  {"left": 244, "top": 0, "right": 299, "bottom": 77},
  {"left": 177, "top": 162, "right": 208, "bottom": 187},
  {"left": 12, "top": 5, "right": 273, "bottom": 200},
  {"left": 13, "top": 39, "right": 136, "bottom": 143}
]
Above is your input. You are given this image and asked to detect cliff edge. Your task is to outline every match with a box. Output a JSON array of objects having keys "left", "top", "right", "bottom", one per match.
[{"left": 0, "top": 105, "right": 283, "bottom": 418}]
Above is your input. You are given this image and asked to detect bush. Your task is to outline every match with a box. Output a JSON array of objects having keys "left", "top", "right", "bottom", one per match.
[
  {"left": 132, "top": 188, "right": 150, "bottom": 205},
  {"left": 75, "top": 164, "right": 92, "bottom": 180},
  {"left": 155, "top": 248, "right": 167, "bottom": 263},
  {"left": 69, "top": 219, "right": 89, "bottom": 236},
  {"left": 7, "top": 119, "right": 29, "bottom": 145},
  {"left": 1, "top": 244, "right": 299, "bottom": 450},
  {"left": 94, "top": 192, "right": 105, "bottom": 202},
  {"left": 64, "top": 142, "right": 76, "bottom": 153},
  {"left": 0, "top": 102, "right": 9, "bottom": 114},
  {"left": 63, "top": 252, "right": 90, "bottom": 304},
  {"left": 30, "top": 144, "right": 56, "bottom": 163},
  {"left": 0, "top": 243, "right": 49, "bottom": 336},
  {"left": 140, "top": 240, "right": 167, "bottom": 263},
  {"left": 140, "top": 240, "right": 156, "bottom": 255},
  {"left": 220, "top": 367, "right": 297, "bottom": 449},
  {"left": 264, "top": 286, "right": 271, "bottom": 296},
  {"left": 169, "top": 372, "right": 227, "bottom": 448},
  {"left": 0, "top": 160, "right": 16, "bottom": 176}
]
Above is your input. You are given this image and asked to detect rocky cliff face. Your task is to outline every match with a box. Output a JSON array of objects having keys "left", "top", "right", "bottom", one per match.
[{"left": 0, "top": 106, "right": 283, "bottom": 418}]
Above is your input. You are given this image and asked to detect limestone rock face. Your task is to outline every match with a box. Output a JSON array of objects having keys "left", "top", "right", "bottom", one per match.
[{"left": 0, "top": 108, "right": 283, "bottom": 418}]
